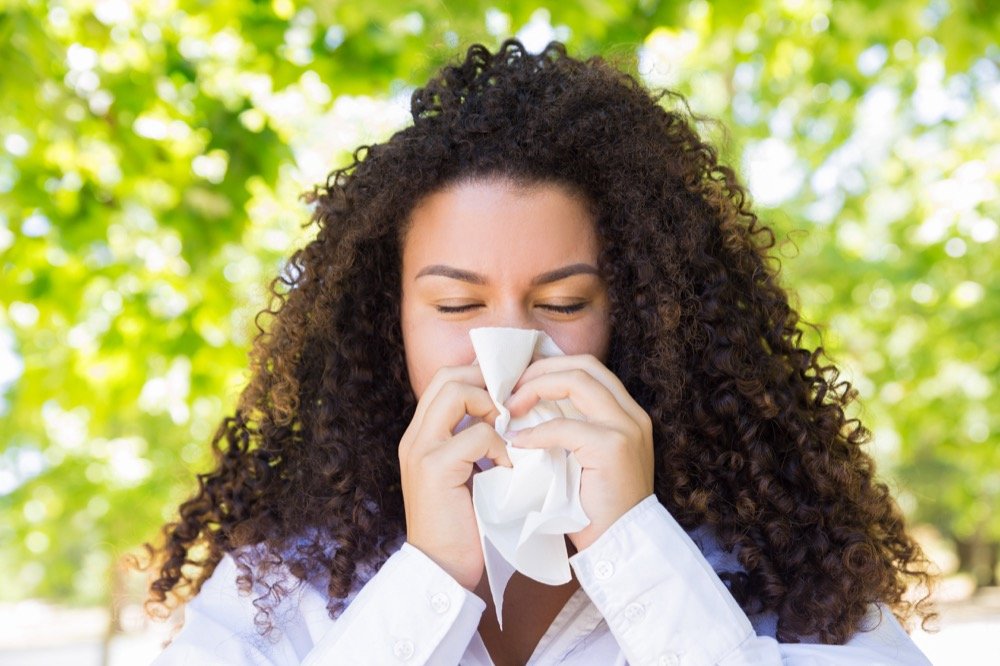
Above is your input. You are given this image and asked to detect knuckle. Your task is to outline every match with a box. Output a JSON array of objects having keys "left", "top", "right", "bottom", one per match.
[
  {"left": 469, "top": 421, "right": 496, "bottom": 437},
  {"left": 398, "top": 433, "right": 415, "bottom": 460},
  {"left": 423, "top": 366, "right": 460, "bottom": 394},
  {"left": 399, "top": 438, "right": 426, "bottom": 467},
  {"left": 439, "top": 380, "right": 465, "bottom": 401},
  {"left": 432, "top": 364, "right": 462, "bottom": 379},
  {"left": 641, "top": 414, "right": 654, "bottom": 436},
  {"left": 413, "top": 450, "right": 441, "bottom": 475},
  {"left": 607, "top": 428, "right": 630, "bottom": 450},
  {"left": 434, "top": 364, "right": 479, "bottom": 384}
]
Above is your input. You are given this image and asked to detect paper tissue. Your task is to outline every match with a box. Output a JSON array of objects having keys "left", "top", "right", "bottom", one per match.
[{"left": 464, "top": 327, "right": 590, "bottom": 626}]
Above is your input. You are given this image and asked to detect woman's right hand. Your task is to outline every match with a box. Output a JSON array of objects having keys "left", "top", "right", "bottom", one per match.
[{"left": 398, "top": 365, "right": 512, "bottom": 591}]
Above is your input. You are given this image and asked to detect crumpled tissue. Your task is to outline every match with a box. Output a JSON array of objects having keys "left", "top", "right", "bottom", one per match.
[{"left": 461, "top": 326, "right": 590, "bottom": 626}]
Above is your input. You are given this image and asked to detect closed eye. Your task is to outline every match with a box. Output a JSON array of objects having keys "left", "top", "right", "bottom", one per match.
[
  {"left": 435, "top": 303, "right": 587, "bottom": 314},
  {"left": 435, "top": 304, "right": 481, "bottom": 313},
  {"left": 539, "top": 303, "right": 587, "bottom": 314}
]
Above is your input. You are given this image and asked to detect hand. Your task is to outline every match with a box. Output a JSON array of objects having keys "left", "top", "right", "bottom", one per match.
[
  {"left": 398, "top": 365, "right": 512, "bottom": 590},
  {"left": 506, "top": 355, "right": 654, "bottom": 552}
]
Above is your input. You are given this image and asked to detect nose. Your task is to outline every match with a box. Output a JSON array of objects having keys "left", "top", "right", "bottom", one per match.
[{"left": 485, "top": 301, "right": 540, "bottom": 332}]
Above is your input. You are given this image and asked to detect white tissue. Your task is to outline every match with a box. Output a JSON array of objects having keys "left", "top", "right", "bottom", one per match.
[{"left": 466, "top": 327, "right": 590, "bottom": 627}]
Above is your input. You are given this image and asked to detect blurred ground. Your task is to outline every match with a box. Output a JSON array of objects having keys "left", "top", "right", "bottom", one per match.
[
  {"left": 0, "top": 580, "right": 997, "bottom": 665},
  {"left": 910, "top": 584, "right": 1000, "bottom": 665}
]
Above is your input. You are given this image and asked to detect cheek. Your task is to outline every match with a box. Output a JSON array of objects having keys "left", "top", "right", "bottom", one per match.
[
  {"left": 401, "top": 312, "right": 477, "bottom": 399},
  {"left": 547, "top": 312, "right": 612, "bottom": 362}
]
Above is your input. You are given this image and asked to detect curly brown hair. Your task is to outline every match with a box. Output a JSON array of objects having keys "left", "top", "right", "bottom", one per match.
[{"left": 146, "top": 39, "right": 933, "bottom": 644}]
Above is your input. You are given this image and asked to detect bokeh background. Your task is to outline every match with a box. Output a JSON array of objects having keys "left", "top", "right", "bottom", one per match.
[{"left": 1, "top": 0, "right": 997, "bottom": 663}]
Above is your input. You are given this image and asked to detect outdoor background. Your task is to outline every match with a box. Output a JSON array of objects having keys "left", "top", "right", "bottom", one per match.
[{"left": 0, "top": 0, "right": 997, "bottom": 664}]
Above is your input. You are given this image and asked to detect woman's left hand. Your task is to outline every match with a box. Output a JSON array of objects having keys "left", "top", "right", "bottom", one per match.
[{"left": 505, "top": 354, "right": 655, "bottom": 552}]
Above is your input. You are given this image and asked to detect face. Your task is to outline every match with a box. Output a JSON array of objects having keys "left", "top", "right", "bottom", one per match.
[{"left": 400, "top": 178, "right": 612, "bottom": 399}]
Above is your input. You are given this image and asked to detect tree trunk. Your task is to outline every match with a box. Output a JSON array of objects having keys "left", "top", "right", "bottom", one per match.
[
  {"left": 956, "top": 534, "right": 999, "bottom": 587},
  {"left": 100, "top": 555, "right": 129, "bottom": 666}
]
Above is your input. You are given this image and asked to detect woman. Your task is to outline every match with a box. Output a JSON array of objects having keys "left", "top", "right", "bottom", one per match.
[{"left": 148, "top": 40, "right": 933, "bottom": 664}]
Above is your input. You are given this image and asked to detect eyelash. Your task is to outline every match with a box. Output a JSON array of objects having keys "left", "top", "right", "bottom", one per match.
[{"left": 435, "top": 303, "right": 586, "bottom": 314}]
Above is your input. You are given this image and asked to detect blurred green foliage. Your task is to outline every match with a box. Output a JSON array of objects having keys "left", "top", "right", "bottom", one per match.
[{"left": 0, "top": 0, "right": 997, "bottom": 604}]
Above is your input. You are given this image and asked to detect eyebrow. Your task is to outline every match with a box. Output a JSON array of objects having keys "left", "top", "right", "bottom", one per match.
[{"left": 414, "top": 263, "right": 600, "bottom": 286}]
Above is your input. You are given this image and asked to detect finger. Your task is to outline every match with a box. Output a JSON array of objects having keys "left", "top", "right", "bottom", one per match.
[
  {"left": 448, "top": 421, "right": 513, "bottom": 468},
  {"left": 423, "top": 422, "right": 511, "bottom": 488},
  {"left": 507, "top": 368, "right": 624, "bottom": 422},
  {"left": 413, "top": 365, "right": 487, "bottom": 424},
  {"left": 513, "top": 355, "right": 649, "bottom": 426},
  {"left": 515, "top": 355, "right": 627, "bottom": 397},
  {"left": 510, "top": 419, "right": 625, "bottom": 467},
  {"left": 419, "top": 381, "right": 501, "bottom": 442}
]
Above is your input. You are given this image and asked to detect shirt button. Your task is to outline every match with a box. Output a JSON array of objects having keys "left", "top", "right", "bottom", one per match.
[
  {"left": 623, "top": 602, "right": 646, "bottom": 622},
  {"left": 429, "top": 592, "right": 450, "bottom": 614},
  {"left": 594, "top": 560, "right": 615, "bottom": 580},
  {"left": 658, "top": 654, "right": 680, "bottom": 666},
  {"left": 393, "top": 639, "right": 415, "bottom": 660}
]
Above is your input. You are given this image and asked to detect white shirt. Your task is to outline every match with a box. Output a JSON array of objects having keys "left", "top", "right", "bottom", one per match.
[{"left": 153, "top": 495, "right": 931, "bottom": 665}]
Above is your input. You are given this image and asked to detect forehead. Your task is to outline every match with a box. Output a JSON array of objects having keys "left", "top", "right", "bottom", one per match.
[{"left": 401, "top": 178, "right": 601, "bottom": 276}]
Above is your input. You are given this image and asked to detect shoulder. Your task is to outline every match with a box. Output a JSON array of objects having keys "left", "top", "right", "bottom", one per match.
[
  {"left": 200, "top": 531, "right": 407, "bottom": 618},
  {"left": 684, "top": 521, "right": 916, "bottom": 648},
  {"left": 156, "top": 549, "right": 325, "bottom": 663},
  {"left": 190, "top": 549, "right": 312, "bottom": 636},
  {"left": 684, "top": 522, "right": 782, "bottom": 638}
]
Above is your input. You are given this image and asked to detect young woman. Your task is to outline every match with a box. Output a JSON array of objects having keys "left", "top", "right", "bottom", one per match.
[{"left": 148, "top": 40, "right": 933, "bottom": 665}]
